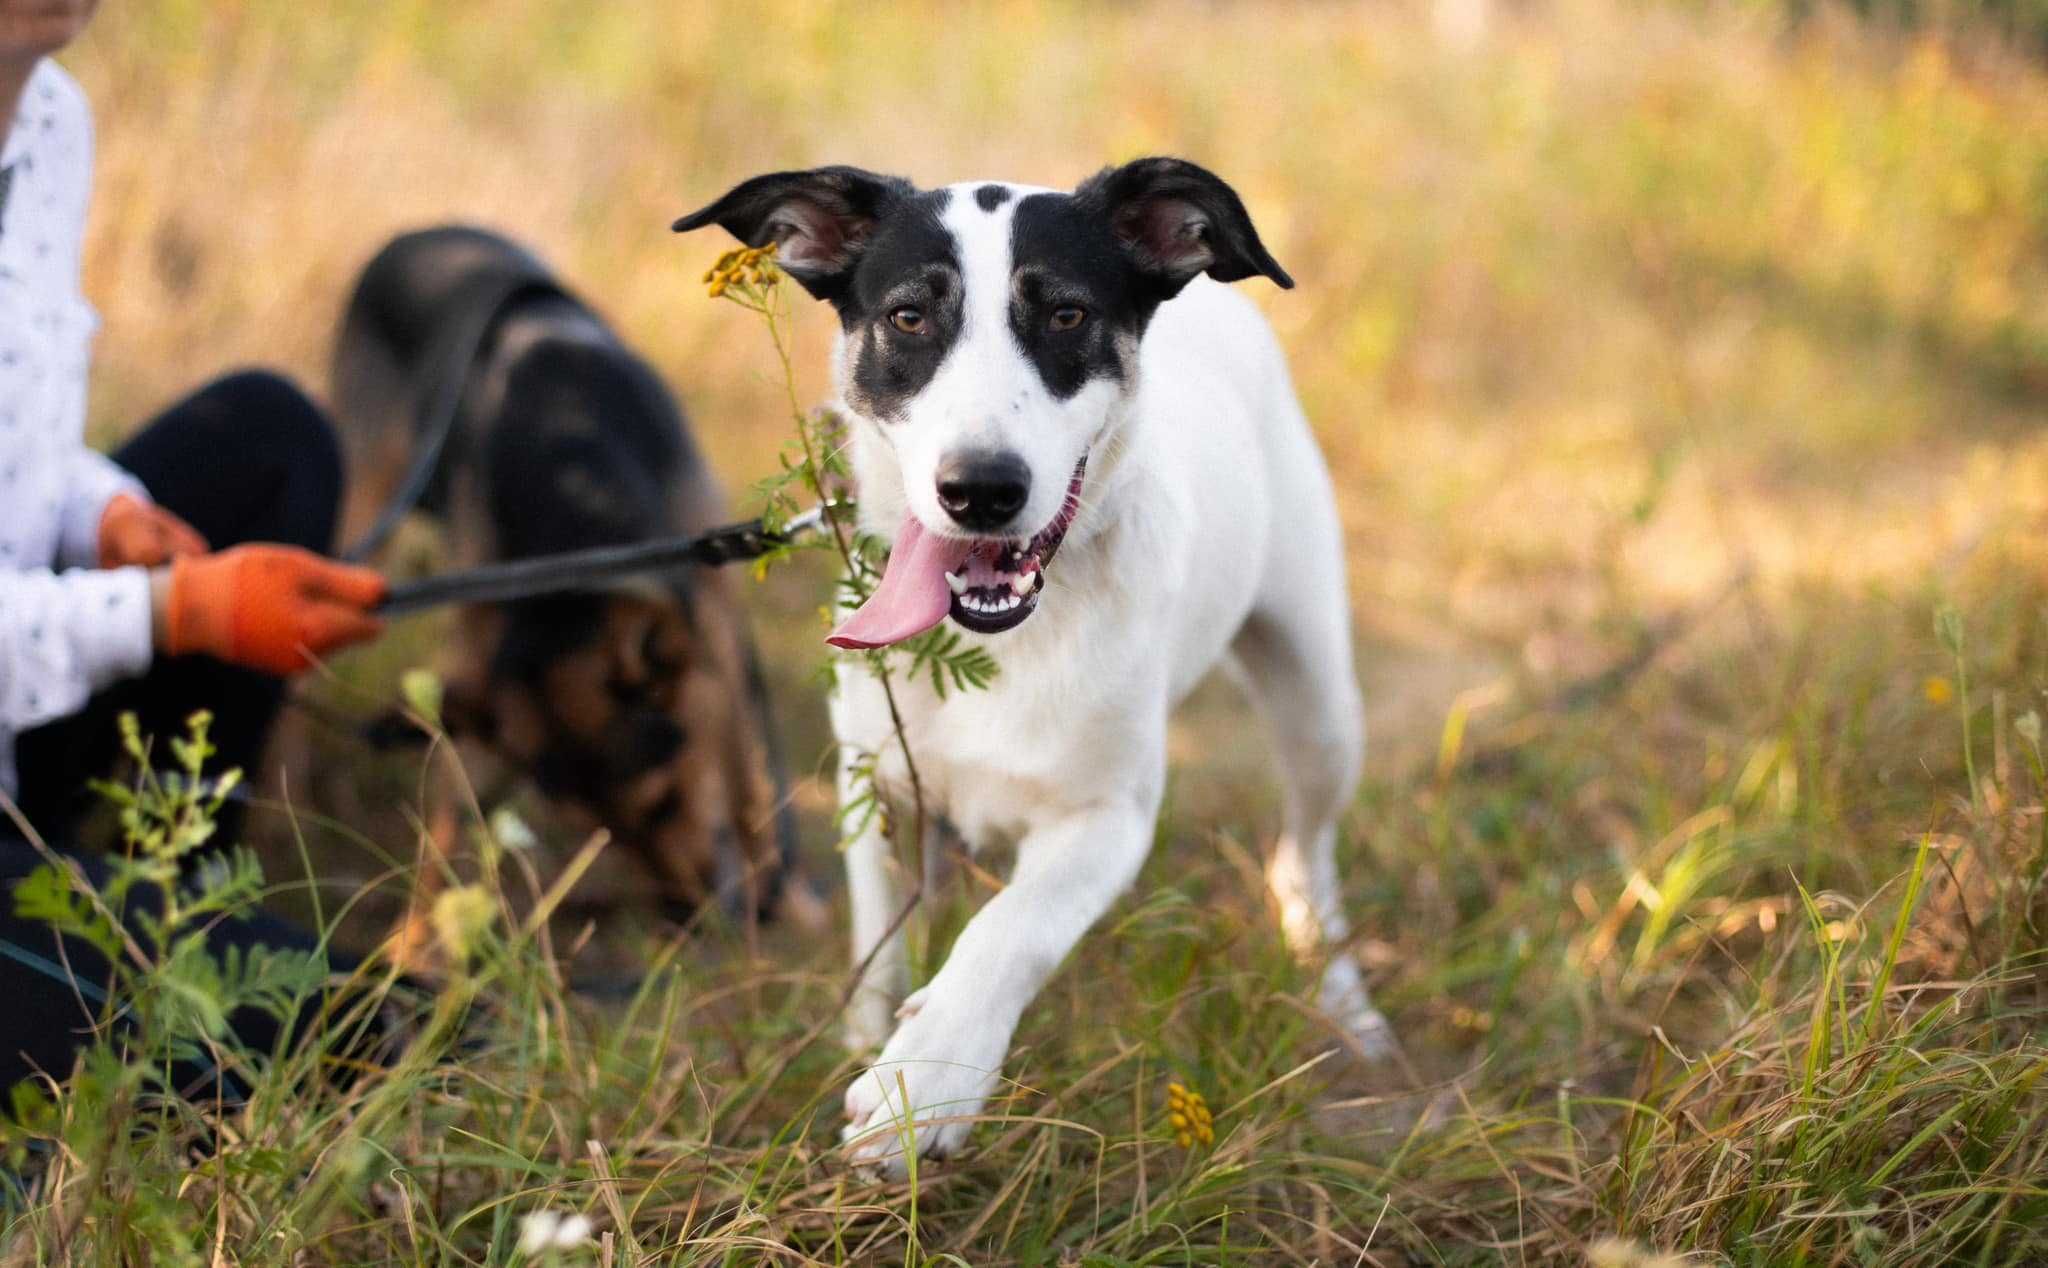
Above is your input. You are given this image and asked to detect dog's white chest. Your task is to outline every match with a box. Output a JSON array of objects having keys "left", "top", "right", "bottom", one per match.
[{"left": 870, "top": 603, "right": 1170, "bottom": 847}]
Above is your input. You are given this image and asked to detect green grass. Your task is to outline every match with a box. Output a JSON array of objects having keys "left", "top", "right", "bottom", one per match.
[{"left": 6, "top": 0, "right": 2048, "bottom": 1262}]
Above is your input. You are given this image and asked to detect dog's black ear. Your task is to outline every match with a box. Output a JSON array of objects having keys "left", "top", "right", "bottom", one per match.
[
  {"left": 1074, "top": 157, "right": 1293, "bottom": 298},
  {"left": 673, "top": 166, "right": 914, "bottom": 303}
]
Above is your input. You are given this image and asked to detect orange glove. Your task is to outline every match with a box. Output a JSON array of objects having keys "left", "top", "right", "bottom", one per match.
[
  {"left": 98, "top": 493, "right": 208, "bottom": 568},
  {"left": 164, "top": 546, "right": 387, "bottom": 676}
]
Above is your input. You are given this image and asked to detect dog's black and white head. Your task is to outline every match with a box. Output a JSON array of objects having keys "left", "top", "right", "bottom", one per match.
[{"left": 675, "top": 158, "right": 1290, "bottom": 643}]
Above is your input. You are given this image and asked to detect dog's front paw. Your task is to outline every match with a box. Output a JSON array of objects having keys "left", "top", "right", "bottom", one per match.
[
  {"left": 1319, "top": 956, "right": 1401, "bottom": 1063},
  {"left": 840, "top": 1000, "right": 1006, "bottom": 1178}
]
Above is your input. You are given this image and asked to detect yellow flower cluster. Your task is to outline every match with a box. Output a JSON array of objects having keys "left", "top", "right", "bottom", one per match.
[
  {"left": 703, "top": 242, "right": 780, "bottom": 298},
  {"left": 1165, "top": 1082, "right": 1215, "bottom": 1149}
]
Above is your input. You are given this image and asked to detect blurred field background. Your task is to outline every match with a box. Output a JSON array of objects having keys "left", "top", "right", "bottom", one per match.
[{"left": 14, "top": 0, "right": 2048, "bottom": 1261}]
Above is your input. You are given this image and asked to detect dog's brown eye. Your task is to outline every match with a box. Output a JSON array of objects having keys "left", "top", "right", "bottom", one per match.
[
  {"left": 1049, "top": 305, "right": 1088, "bottom": 333},
  {"left": 889, "top": 306, "right": 927, "bottom": 335}
]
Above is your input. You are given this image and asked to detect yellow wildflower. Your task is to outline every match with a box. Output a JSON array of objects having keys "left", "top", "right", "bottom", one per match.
[
  {"left": 1923, "top": 675, "right": 1954, "bottom": 706},
  {"left": 703, "top": 241, "right": 783, "bottom": 300},
  {"left": 1164, "top": 1080, "right": 1216, "bottom": 1149}
]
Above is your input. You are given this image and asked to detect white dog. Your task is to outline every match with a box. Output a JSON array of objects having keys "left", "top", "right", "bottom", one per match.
[{"left": 676, "top": 158, "right": 1387, "bottom": 1173}]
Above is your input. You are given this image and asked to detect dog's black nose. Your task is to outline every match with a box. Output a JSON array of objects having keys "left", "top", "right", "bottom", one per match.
[{"left": 935, "top": 452, "right": 1030, "bottom": 532}]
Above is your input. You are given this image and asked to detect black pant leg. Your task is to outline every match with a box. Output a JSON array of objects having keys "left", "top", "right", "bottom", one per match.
[
  {"left": 12, "top": 371, "right": 346, "bottom": 841},
  {"left": 111, "top": 369, "right": 345, "bottom": 553}
]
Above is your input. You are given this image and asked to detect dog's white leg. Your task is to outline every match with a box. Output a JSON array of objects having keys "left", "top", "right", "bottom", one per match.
[
  {"left": 840, "top": 745, "right": 910, "bottom": 1054},
  {"left": 1233, "top": 608, "right": 1394, "bottom": 1061},
  {"left": 842, "top": 791, "right": 1157, "bottom": 1176}
]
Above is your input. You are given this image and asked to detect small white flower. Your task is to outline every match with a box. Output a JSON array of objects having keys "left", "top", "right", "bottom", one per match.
[
  {"left": 516, "top": 1209, "right": 595, "bottom": 1256},
  {"left": 490, "top": 805, "right": 540, "bottom": 852},
  {"left": 554, "top": 1214, "right": 594, "bottom": 1245},
  {"left": 516, "top": 1212, "right": 560, "bottom": 1256}
]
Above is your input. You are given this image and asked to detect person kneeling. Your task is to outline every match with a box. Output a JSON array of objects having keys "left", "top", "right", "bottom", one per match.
[{"left": 0, "top": 1, "right": 386, "bottom": 1100}]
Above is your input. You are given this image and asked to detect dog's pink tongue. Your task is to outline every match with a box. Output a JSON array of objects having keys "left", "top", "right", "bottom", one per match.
[{"left": 827, "top": 517, "right": 971, "bottom": 650}]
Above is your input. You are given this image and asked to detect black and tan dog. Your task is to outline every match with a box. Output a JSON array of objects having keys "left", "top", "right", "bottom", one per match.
[{"left": 331, "top": 226, "right": 815, "bottom": 954}]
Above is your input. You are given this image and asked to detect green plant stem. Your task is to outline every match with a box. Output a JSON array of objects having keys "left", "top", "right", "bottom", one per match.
[{"left": 754, "top": 288, "right": 932, "bottom": 888}]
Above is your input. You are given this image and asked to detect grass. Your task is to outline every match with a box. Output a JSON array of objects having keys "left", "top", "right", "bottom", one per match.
[{"left": 5, "top": 0, "right": 2048, "bottom": 1261}]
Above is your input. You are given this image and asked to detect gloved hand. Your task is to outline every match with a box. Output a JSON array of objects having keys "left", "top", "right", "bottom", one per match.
[
  {"left": 98, "top": 492, "right": 208, "bottom": 568},
  {"left": 158, "top": 545, "right": 387, "bottom": 676}
]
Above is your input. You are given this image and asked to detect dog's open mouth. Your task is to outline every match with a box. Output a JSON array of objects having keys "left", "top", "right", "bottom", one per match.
[
  {"left": 945, "top": 513, "right": 1066, "bottom": 634},
  {"left": 827, "top": 460, "right": 1085, "bottom": 650}
]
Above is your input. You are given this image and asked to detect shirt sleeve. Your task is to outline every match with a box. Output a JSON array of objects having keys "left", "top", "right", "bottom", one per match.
[
  {"left": 0, "top": 565, "right": 153, "bottom": 733},
  {"left": 51, "top": 448, "right": 145, "bottom": 570}
]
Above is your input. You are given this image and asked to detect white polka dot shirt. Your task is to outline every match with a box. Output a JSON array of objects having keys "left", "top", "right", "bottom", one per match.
[{"left": 0, "top": 60, "right": 154, "bottom": 801}]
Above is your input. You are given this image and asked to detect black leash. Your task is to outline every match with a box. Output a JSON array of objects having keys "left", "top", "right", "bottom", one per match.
[{"left": 375, "top": 504, "right": 831, "bottom": 617}]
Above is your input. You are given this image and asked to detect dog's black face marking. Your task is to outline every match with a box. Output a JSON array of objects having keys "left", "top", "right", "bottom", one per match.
[
  {"left": 1008, "top": 192, "right": 1147, "bottom": 400},
  {"left": 974, "top": 183, "right": 1011, "bottom": 212},
  {"left": 840, "top": 188, "right": 965, "bottom": 421}
]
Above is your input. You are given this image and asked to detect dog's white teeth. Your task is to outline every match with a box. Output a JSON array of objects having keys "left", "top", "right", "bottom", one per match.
[
  {"left": 945, "top": 571, "right": 966, "bottom": 595},
  {"left": 1010, "top": 572, "right": 1035, "bottom": 597}
]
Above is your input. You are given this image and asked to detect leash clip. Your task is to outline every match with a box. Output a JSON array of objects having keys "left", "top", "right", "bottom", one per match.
[{"left": 777, "top": 500, "right": 839, "bottom": 542}]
